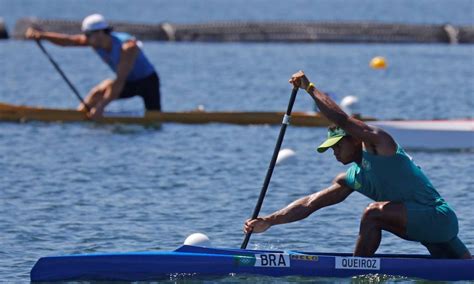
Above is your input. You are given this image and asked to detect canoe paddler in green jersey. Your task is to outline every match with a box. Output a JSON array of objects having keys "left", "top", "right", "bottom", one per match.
[{"left": 244, "top": 70, "right": 472, "bottom": 259}]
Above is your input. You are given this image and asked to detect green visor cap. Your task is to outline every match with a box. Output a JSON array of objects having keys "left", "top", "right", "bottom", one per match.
[{"left": 317, "top": 127, "right": 347, "bottom": 153}]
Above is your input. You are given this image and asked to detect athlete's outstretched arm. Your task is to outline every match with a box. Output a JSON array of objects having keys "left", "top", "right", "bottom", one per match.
[
  {"left": 244, "top": 174, "right": 353, "bottom": 233},
  {"left": 25, "top": 27, "right": 88, "bottom": 46}
]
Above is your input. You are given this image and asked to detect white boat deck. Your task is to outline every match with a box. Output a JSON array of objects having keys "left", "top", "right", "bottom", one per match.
[{"left": 371, "top": 119, "right": 474, "bottom": 150}]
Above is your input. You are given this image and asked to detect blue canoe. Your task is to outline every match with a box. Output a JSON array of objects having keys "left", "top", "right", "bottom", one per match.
[{"left": 31, "top": 245, "right": 474, "bottom": 281}]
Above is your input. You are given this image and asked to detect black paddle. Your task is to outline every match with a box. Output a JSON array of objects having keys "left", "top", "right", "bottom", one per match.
[
  {"left": 35, "top": 39, "right": 90, "bottom": 111},
  {"left": 241, "top": 86, "right": 299, "bottom": 249}
]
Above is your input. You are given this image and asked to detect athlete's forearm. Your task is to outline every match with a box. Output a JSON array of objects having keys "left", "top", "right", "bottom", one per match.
[
  {"left": 264, "top": 196, "right": 315, "bottom": 226},
  {"left": 37, "top": 32, "right": 86, "bottom": 46},
  {"left": 307, "top": 85, "right": 350, "bottom": 127},
  {"left": 307, "top": 84, "right": 385, "bottom": 146},
  {"left": 265, "top": 185, "right": 349, "bottom": 226}
]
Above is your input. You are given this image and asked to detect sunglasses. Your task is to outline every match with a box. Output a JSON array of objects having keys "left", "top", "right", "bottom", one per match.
[{"left": 84, "top": 30, "right": 100, "bottom": 37}]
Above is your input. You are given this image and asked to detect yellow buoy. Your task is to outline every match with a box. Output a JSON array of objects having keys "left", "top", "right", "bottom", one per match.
[{"left": 370, "top": 56, "right": 387, "bottom": 69}]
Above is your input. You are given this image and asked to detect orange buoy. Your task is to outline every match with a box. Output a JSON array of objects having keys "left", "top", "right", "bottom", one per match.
[{"left": 370, "top": 56, "right": 387, "bottom": 69}]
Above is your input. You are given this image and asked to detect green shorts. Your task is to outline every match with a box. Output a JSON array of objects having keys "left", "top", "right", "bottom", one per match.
[
  {"left": 405, "top": 200, "right": 468, "bottom": 258},
  {"left": 421, "top": 236, "right": 469, "bottom": 259}
]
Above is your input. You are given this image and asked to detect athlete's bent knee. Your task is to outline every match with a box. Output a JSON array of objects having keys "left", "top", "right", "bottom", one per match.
[
  {"left": 360, "top": 203, "right": 384, "bottom": 228},
  {"left": 363, "top": 203, "right": 384, "bottom": 218}
]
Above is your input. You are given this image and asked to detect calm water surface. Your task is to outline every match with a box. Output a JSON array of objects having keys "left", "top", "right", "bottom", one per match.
[{"left": 1, "top": 0, "right": 473, "bottom": 282}]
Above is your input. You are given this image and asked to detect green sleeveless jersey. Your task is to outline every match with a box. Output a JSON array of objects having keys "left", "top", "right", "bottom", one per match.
[
  {"left": 345, "top": 145, "right": 468, "bottom": 256},
  {"left": 345, "top": 145, "right": 443, "bottom": 205}
]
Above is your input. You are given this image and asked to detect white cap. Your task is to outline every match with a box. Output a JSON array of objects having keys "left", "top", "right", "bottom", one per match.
[{"left": 81, "top": 14, "right": 109, "bottom": 32}]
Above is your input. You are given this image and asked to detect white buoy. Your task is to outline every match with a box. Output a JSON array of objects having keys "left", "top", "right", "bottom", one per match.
[
  {"left": 183, "top": 233, "right": 211, "bottom": 247},
  {"left": 276, "top": 148, "right": 296, "bottom": 165},
  {"left": 340, "top": 95, "right": 359, "bottom": 115}
]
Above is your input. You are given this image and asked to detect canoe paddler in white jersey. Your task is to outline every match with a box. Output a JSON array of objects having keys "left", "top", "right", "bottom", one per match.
[
  {"left": 25, "top": 14, "right": 161, "bottom": 119},
  {"left": 244, "top": 70, "right": 472, "bottom": 259}
]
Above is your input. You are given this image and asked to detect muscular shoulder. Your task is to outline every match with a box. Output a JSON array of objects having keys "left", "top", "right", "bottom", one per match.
[
  {"left": 362, "top": 125, "right": 397, "bottom": 156},
  {"left": 333, "top": 172, "right": 347, "bottom": 184},
  {"left": 326, "top": 172, "right": 354, "bottom": 202},
  {"left": 333, "top": 172, "right": 354, "bottom": 192},
  {"left": 342, "top": 117, "right": 396, "bottom": 156}
]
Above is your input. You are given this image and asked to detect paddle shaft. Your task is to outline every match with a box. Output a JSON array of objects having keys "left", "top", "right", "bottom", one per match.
[
  {"left": 35, "top": 40, "right": 90, "bottom": 111},
  {"left": 241, "top": 87, "right": 299, "bottom": 249}
]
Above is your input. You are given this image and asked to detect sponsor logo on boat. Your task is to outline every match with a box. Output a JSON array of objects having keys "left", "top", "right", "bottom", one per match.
[
  {"left": 290, "top": 254, "right": 318, "bottom": 261},
  {"left": 234, "top": 255, "right": 256, "bottom": 267},
  {"left": 335, "top": 257, "right": 380, "bottom": 270},
  {"left": 255, "top": 253, "right": 290, "bottom": 267},
  {"left": 235, "top": 253, "right": 291, "bottom": 267}
]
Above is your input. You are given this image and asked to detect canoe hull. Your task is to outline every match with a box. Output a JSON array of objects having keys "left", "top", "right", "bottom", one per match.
[
  {"left": 30, "top": 245, "right": 474, "bottom": 281},
  {"left": 2, "top": 102, "right": 472, "bottom": 149},
  {"left": 0, "top": 102, "right": 370, "bottom": 127}
]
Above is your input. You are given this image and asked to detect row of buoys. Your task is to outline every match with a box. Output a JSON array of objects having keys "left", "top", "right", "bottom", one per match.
[
  {"left": 6, "top": 17, "right": 474, "bottom": 43},
  {"left": 1, "top": 17, "right": 388, "bottom": 71}
]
